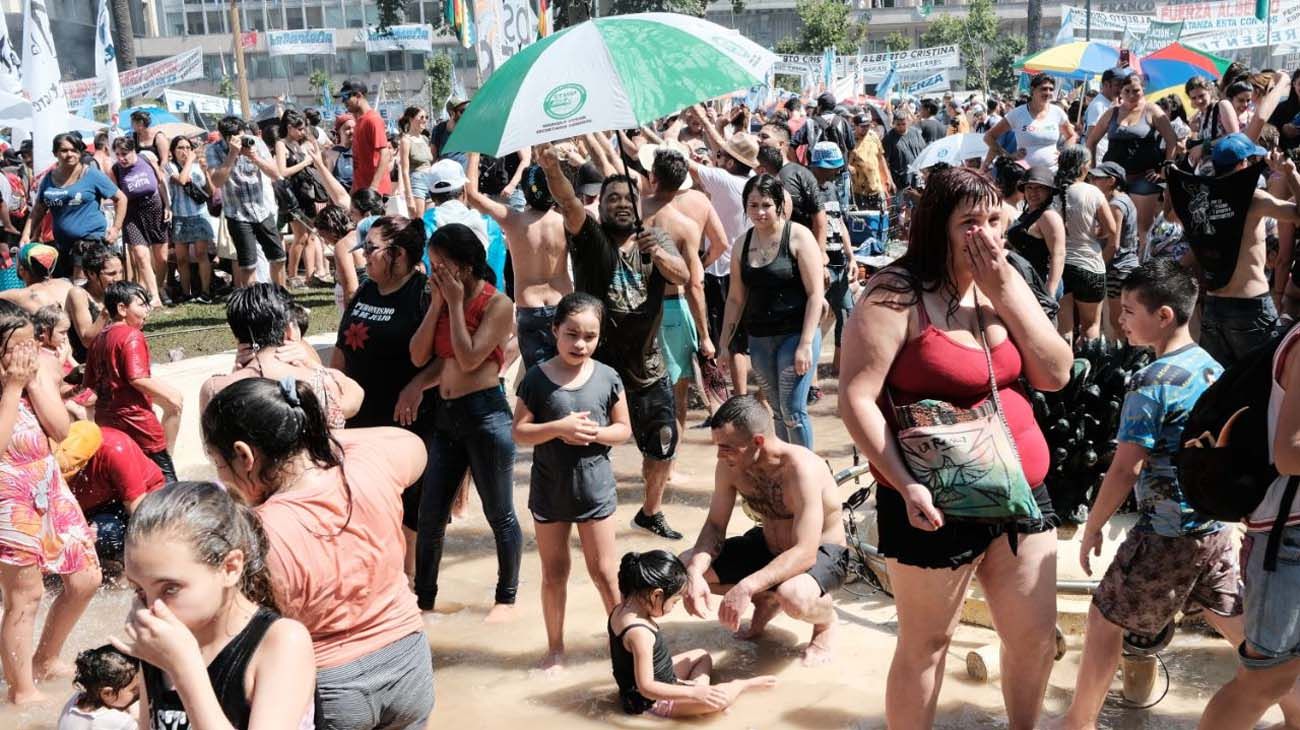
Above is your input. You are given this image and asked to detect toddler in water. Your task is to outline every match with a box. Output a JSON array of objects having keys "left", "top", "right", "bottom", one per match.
[
  {"left": 608, "top": 550, "right": 776, "bottom": 718},
  {"left": 112, "top": 481, "right": 316, "bottom": 728},
  {"left": 57, "top": 645, "right": 139, "bottom": 730},
  {"left": 514, "top": 292, "right": 630, "bottom": 672},
  {"left": 32, "top": 304, "right": 93, "bottom": 420}
]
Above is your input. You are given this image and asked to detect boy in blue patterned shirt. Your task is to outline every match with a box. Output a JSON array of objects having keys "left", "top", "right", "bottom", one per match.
[{"left": 1050, "top": 259, "right": 1300, "bottom": 729}]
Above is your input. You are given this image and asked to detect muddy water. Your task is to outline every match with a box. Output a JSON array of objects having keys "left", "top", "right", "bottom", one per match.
[{"left": 0, "top": 351, "right": 1282, "bottom": 729}]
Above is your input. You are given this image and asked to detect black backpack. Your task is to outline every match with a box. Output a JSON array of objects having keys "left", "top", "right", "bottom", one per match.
[{"left": 1176, "top": 321, "right": 1300, "bottom": 571}]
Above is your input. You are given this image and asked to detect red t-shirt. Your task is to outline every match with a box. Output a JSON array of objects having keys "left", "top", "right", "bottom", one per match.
[
  {"left": 351, "top": 109, "right": 392, "bottom": 195},
  {"left": 68, "top": 426, "right": 165, "bottom": 513},
  {"left": 85, "top": 322, "right": 167, "bottom": 454}
]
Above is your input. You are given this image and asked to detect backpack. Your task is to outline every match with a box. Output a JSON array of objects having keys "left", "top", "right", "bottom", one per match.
[
  {"left": 1176, "top": 320, "right": 1300, "bottom": 571},
  {"left": 808, "top": 114, "right": 853, "bottom": 160}
]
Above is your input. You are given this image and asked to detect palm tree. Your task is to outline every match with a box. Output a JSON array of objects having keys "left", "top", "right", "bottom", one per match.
[
  {"left": 1027, "top": 0, "right": 1042, "bottom": 54},
  {"left": 111, "top": 0, "right": 135, "bottom": 68}
]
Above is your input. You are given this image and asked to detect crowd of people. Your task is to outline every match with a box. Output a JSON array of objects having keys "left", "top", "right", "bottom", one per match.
[{"left": 0, "top": 59, "right": 1295, "bottom": 729}]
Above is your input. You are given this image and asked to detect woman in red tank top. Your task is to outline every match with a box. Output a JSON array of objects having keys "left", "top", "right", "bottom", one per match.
[
  {"left": 839, "top": 167, "right": 1073, "bottom": 729},
  {"left": 409, "top": 222, "right": 520, "bottom": 620}
]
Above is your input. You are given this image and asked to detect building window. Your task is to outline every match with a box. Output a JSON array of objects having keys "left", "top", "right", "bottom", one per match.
[
  {"left": 325, "top": 4, "right": 343, "bottom": 26},
  {"left": 167, "top": 11, "right": 185, "bottom": 34},
  {"left": 286, "top": 6, "right": 304, "bottom": 29},
  {"left": 186, "top": 10, "right": 205, "bottom": 34},
  {"left": 364, "top": 4, "right": 378, "bottom": 24},
  {"left": 387, "top": 50, "right": 405, "bottom": 71},
  {"left": 423, "top": 1, "right": 438, "bottom": 23},
  {"left": 306, "top": 6, "right": 324, "bottom": 27},
  {"left": 346, "top": 0, "right": 364, "bottom": 28},
  {"left": 207, "top": 10, "right": 227, "bottom": 34},
  {"left": 407, "top": 52, "right": 424, "bottom": 71},
  {"left": 368, "top": 53, "right": 387, "bottom": 72},
  {"left": 269, "top": 6, "right": 286, "bottom": 29}
]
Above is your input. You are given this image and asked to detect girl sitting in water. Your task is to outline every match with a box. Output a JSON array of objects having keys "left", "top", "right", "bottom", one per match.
[
  {"left": 57, "top": 645, "right": 139, "bottom": 730},
  {"left": 112, "top": 481, "right": 317, "bottom": 729},
  {"left": 32, "top": 304, "right": 93, "bottom": 421},
  {"left": 608, "top": 550, "right": 776, "bottom": 718},
  {"left": 513, "top": 292, "right": 631, "bottom": 673}
]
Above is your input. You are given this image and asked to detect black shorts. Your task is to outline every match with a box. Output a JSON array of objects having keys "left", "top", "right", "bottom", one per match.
[
  {"left": 711, "top": 526, "right": 849, "bottom": 596},
  {"left": 1062, "top": 264, "right": 1106, "bottom": 304},
  {"left": 876, "top": 483, "right": 1058, "bottom": 569},
  {"left": 145, "top": 450, "right": 177, "bottom": 484},
  {"left": 227, "top": 214, "right": 287, "bottom": 268},
  {"left": 625, "top": 376, "right": 678, "bottom": 461}
]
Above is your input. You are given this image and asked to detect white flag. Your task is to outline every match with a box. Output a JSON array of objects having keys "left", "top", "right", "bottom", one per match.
[
  {"left": 22, "top": 0, "right": 69, "bottom": 172},
  {"left": 0, "top": 13, "right": 20, "bottom": 95},
  {"left": 95, "top": 0, "right": 121, "bottom": 130}
]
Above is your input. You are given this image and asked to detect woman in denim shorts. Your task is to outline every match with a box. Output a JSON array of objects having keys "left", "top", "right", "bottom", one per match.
[{"left": 166, "top": 136, "right": 215, "bottom": 302}]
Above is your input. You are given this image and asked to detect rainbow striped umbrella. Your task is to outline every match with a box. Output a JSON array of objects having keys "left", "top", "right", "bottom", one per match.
[
  {"left": 1019, "top": 41, "right": 1120, "bottom": 80},
  {"left": 1141, "top": 43, "right": 1232, "bottom": 112}
]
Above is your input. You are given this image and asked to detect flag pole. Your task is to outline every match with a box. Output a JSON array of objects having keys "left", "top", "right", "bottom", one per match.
[{"left": 229, "top": 0, "right": 252, "bottom": 119}]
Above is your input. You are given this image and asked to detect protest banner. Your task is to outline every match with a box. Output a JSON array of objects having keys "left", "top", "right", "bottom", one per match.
[
  {"left": 499, "top": 0, "right": 536, "bottom": 60},
  {"left": 63, "top": 46, "right": 204, "bottom": 109},
  {"left": 860, "top": 45, "right": 960, "bottom": 78},
  {"left": 23, "top": 0, "right": 67, "bottom": 172},
  {"left": 164, "top": 88, "right": 235, "bottom": 116},
  {"left": 267, "top": 29, "right": 335, "bottom": 56},
  {"left": 362, "top": 24, "right": 434, "bottom": 53},
  {"left": 1129, "top": 19, "right": 1183, "bottom": 53},
  {"left": 906, "top": 70, "right": 950, "bottom": 96},
  {"left": 1183, "top": 19, "right": 1300, "bottom": 51},
  {"left": 1061, "top": 1, "right": 1297, "bottom": 34}
]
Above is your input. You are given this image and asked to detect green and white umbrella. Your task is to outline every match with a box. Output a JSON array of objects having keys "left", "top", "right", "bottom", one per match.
[{"left": 443, "top": 12, "right": 775, "bottom": 156}]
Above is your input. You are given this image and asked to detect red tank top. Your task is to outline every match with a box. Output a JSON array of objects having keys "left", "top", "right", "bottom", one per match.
[
  {"left": 876, "top": 299, "right": 1050, "bottom": 488},
  {"left": 433, "top": 283, "right": 505, "bottom": 370}
]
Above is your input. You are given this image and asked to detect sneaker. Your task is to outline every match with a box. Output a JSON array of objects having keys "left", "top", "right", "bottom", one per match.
[
  {"left": 191, "top": 292, "right": 213, "bottom": 305},
  {"left": 632, "top": 509, "right": 683, "bottom": 540},
  {"left": 807, "top": 385, "right": 824, "bottom": 404},
  {"left": 288, "top": 276, "right": 307, "bottom": 290}
]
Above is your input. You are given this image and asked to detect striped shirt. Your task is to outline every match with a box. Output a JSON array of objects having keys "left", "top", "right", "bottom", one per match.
[{"left": 205, "top": 138, "right": 275, "bottom": 223}]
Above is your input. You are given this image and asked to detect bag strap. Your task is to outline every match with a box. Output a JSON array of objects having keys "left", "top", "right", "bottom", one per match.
[
  {"left": 973, "top": 295, "right": 1024, "bottom": 467},
  {"left": 1264, "top": 475, "right": 1300, "bottom": 572}
]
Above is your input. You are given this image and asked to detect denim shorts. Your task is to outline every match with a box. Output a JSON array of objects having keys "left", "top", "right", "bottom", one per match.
[
  {"left": 171, "top": 214, "right": 214, "bottom": 244},
  {"left": 409, "top": 169, "right": 433, "bottom": 199},
  {"left": 1241, "top": 526, "right": 1300, "bottom": 669},
  {"left": 516, "top": 305, "right": 557, "bottom": 371},
  {"left": 1201, "top": 294, "right": 1278, "bottom": 371}
]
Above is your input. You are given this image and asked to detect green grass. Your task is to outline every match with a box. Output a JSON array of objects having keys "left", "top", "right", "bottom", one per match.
[{"left": 142, "top": 287, "right": 341, "bottom": 363}]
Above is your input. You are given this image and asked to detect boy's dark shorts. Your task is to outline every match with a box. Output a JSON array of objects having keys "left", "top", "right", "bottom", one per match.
[
  {"left": 711, "top": 526, "right": 849, "bottom": 596},
  {"left": 625, "top": 376, "right": 678, "bottom": 461},
  {"left": 1093, "top": 527, "right": 1241, "bottom": 638}
]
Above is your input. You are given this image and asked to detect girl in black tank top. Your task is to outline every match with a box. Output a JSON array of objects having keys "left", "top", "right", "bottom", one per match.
[
  {"left": 1007, "top": 205, "right": 1052, "bottom": 282},
  {"left": 117, "top": 482, "right": 316, "bottom": 730},
  {"left": 739, "top": 221, "right": 806, "bottom": 337}
]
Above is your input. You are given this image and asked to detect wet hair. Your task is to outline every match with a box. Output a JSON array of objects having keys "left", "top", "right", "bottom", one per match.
[
  {"left": 992, "top": 157, "right": 1027, "bottom": 198},
  {"left": 1185, "top": 76, "right": 1212, "bottom": 95},
  {"left": 599, "top": 173, "right": 636, "bottom": 204},
  {"left": 353, "top": 189, "right": 386, "bottom": 217},
  {"left": 226, "top": 284, "right": 293, "bottom": 348},
  {"left": 398, "top": 106, "right": 424, "bottom": 133},
  {"left": 522, "top": 165, "right": 554, "bottom": 211},
  {"left": 104, "top": 282, "right": 149, "bottom": 320},
  {"left": 202, "top": 378, "right": 344, "bottom": 493},
  {"left": 290, "top": 303, "right": 310, "bottom": 336},
  {"left": 427, "top": 223, "right": 494, "bottom": 285},
  {"left": 651, "top": 149, "right": 688, "bottom": 192},
  {"left": 82, "top": 245, "right": 119, "bottom": 276},
  {"left": 314, "top": 204, "right": 354, "bottom": 240},
  {"left": 72, "top": 644, "right": 138, "bottom": 709},
  {"left": 30, "top": 304, "right": 64, "bottom": 339},
  {"left": 110, "top": 137, "right": 137, "bottom": 155},
  {"left": 759, "top": 122, "right": 790, "bottom": 145},
  {"left": 920, "top": 99, "right": 939, "bottom": 116},
  {"left": 130, "top": 109, "right": 151, "bottom": 127},
  {"left": 553, "top": 291, "right": 604, "bottom": 329},
  {"left": 0, "top": 300, "right": 28, "bottom": 354},
  {"left": 755, "top": 145, "right": 784, "bottom": 173},
  {"left": 369, "top": 216, "right": 426, "bottom": 270},
  {"left": 128, "top": 481, "right": 279, "bottom": 610},
  {"left": 866, "top": 167, "right": 1001, "bottom": 316},
  {"left": 278, "top": 109, "right": 307, "bottom": 140},
  {"left": 1029, "top": 73, "right": 1055, "bottom": 90},
  {"left": 304, "top": 108, "right": 322, "bottom": 127},
  {"left": 52, "top": 132, "right": 86, "bottom": 155},
  {"left": 742, "top": 174, "right": 786, "bottom": 215},
  {"left": 617, "top": 550, "right": 687, "bottom": 599},
  {"left": 711, "top": 394, "right": 771, "bottom": 436},
  {"left": 1121, "top": 257, "right": 1198, "bottom": 325},
  {"left": 1226, "top": 80, "right": 1254, "bottom": 101},
  {"left": 217, "top": 116, "right": 243, "bottom": 138}
]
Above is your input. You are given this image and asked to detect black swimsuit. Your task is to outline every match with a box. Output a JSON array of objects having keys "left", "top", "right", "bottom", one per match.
[
  {"left": 608, "top": 616, "right": 679, "bottom": 714},
  {"left": 1006, "top": 204, "right": 1052, "bottom": 284}
]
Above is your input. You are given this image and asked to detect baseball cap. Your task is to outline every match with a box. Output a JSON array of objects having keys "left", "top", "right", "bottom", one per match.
[
  {"left": 1018, "top": 165, "right": 1059, "bottom": 192},
  {"left": 428, "top": 159, "right": 468, "bottom": 194},
  {"left": 1212, "top": 132, "right": 1267, "bottom": 172},
  {"left": 811, "top": 141, "right": 845, "bottom": 169},
  {"left": 332, "top": 113, "right": 354, "bottom": 132},
  {"left": 1087, "top": 161, "right": 1128, "bottom": 181},
  {"left": 334, "top": 78, "right": 368, "bottom": 99},
  {"left": 817, "top": 92, "right": 836, "bottom": 110},
  {"left": 577, "top": 162, "right": 605, "bottom": 198},
  {"left": 446, "top": 97, "right": 470, "bottom": 114},
  {"left": 19, "top": 243, "right": 58, "bottom": 276}
]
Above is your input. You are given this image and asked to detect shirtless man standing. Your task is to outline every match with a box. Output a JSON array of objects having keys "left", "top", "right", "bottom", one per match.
[
  {"left": 466, "top": 152, "right": 571, "bottom": 369},
  {"left": 1171, "top": 135, "right": 1300, "bottom": 368},
  {"left": 681, "top": 394, "right": 847, "bottom": 665},
  {"left": 65, "top": 244, "right": 123, "bottom": 363},
  {"left": 1, "top": 243, "right": 74, "bottom": 312}
]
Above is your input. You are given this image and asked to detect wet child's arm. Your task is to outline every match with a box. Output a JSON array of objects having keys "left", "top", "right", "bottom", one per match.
[
  {"left": 512, "top": 399, "right": 560, "bottom": 445},
  {"left": 1079, "top": 441, "right": 1147, "bottom": 576},
  {"left": 131, "top": 377, "right": 182, "bottom": 415},
  {"left": 592, "top": 391, "right": 631, "bottom": 446},
  {"left": 243, "top": 620, "right": 317, "bottom": 730},
  {"left": 625, "top": 629, "right": 708, "bottom": 704}
]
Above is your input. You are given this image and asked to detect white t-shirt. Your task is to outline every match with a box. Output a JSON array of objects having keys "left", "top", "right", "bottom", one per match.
[
  {"left": 58, "top": 695, "right": 137, "bottom": 730},
  {"left": 693, "top": 164, "right": 753, "bottom": 277},
  {"left": 1249, "top": 325, "right": 1300, "bottom": 532},
  {"left": 1084, "top": 94, "right": 1112, "bottom": 160},
  {"left": 1062, "top": 181, "right": 1107, "bottom": 273},
  {"left": 1005, "top": 104, "right": 1071, "bottom": 170}
]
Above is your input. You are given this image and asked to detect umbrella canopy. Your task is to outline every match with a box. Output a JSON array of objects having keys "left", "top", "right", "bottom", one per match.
[
  {"left": 154, "top": 121, "right": 206, "bottom": 139},
  {"left": 909, "top": 133, "right": 988, "bottom": 173},
  {"left": 444, "top": 12, "right": 775, "bottom": 156},
  {"left": 1020, "top": 42, "right": 1120, "bottom": 79},
  {"left": 116, "top": 106, "right": 182, "bottom": 130},
  {"left": 1140, "top": 42, "right": 1232, "bottom": 92}
]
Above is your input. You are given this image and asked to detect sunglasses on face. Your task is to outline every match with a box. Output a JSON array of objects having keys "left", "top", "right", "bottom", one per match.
[{"left": 363, "top": 242, "right": 390, "bottom": 255}]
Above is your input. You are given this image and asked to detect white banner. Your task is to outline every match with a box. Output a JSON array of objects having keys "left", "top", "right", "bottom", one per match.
[
  {"left": 861, "top": 45, "right": 960, "bottom": 78},
  {"left": 362, "top": 24, "right": 434, "bottom": 53},
  {"left": 474, "top": 0, "right": 503, "bottom": 77},
  {"left": 498, "top": 0, "right": 536, "bottom": 61},
  {"left": 62, "top": 47, "right": 204, "bottom": 109},
  {"left": 906, "top": 70, "right": 950, "bottom": 96},
  {"left": 267, "top": 29, "right": 335, "bottom": 57},
  {"left": 95, "top": 0, "right": 121, "bottom": 129},
  {"left": 1062, "top": 2, "right": 1300, "bottom": 35},
  {"left": 163, "top": 88, "right": 234, "bottom": 116},
  {"left": 1184, "top": 20, "right": 1300, "bottom": 52},
  {"left": 22, "top": 0, "right": 67, "bottom": 172},
  {"left": 0, "top": 6, "right": 21, "bottom": 95}
]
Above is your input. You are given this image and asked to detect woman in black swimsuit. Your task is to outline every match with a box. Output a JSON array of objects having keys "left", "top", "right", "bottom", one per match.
[{"left": 1006, "top": 165, "right": 1065, "bottom": 299}]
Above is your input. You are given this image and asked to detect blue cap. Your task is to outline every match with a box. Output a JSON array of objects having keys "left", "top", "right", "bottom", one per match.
[
  {"left": 1212, "top": 132, "right": 1267, "bottom": 172},
  {"left": 811, "top": 141, "right": 844, "bottom": 169}
]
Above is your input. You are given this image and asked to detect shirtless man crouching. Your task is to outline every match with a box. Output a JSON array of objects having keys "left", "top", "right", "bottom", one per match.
[
  {"left": 466, "top": 151, "right": 572, "bottom": 368},
  {"left": 681, "top": 394, "right": 847, "bottom": 666}
]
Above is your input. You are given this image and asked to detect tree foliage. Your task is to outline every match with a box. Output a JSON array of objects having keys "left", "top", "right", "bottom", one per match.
[
  {"left": 776, "top": 0, "right": 863, "bottom": 55},
  {"left": 918, "top": 0, "right": 1025, "bottom": 94},
  {"left": 426, "top": 53, "right": 455, "bottom": 111},
  {"left": 608, "top": 0, "right": 708, "bottom": 16},
  {"left": 882, "top": 31, "right": 911, "bottom": 53},
  {"left": 309, "top": 69, "right": 333, "bottom": 98}
]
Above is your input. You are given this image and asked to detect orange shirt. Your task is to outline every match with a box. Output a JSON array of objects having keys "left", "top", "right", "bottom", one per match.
[{"left": 257, "top": 432, "right": 423, "bottom": 669}]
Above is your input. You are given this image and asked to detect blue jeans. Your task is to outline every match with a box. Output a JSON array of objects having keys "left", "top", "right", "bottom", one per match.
[
  {"left": 835, "top": 168, "right": 852, "bottom": 216},
  {"left": 1242, "top": 526, "right": 1300, "bottom": 668},
  {"left": 1201, "top": 294, "right": 1278, "bottom": 370},
  {"left": 748, "top": 328, "right": 822, "bottom": 449},
  {"left": 416, "top": 387, "right": 521, "bottom": 610}
]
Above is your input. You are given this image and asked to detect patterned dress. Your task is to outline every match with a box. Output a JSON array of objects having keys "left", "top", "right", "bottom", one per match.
[{"left": 0, "top": 398, "right": 94, "bottom": 574}]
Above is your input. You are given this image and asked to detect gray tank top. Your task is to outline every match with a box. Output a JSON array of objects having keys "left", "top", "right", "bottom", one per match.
[{"left": 1109, "top": 192, "right": 1139, "bottom": 274}]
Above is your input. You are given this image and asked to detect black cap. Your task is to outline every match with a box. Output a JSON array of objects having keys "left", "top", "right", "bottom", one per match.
[
  {"left": 576, "top": 162, "right": 604, "bottom": 197},
  {"left": 334, "top": 78, "right": 368, "bottom": 98},
  {"left": 1018, "top": 164, "right": 1060, "bottom": 192},
  {"left": 817, "top": 91, "right": 836, "bottom": 110}
]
